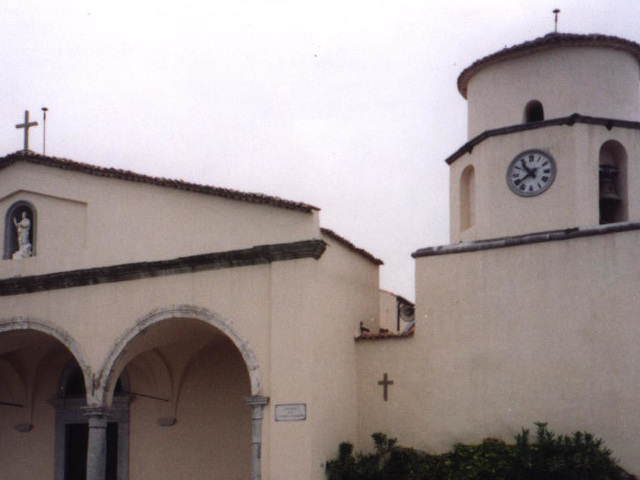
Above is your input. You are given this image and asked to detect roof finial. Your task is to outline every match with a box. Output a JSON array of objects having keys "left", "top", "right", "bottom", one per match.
[
  {"left": 553, "top": 8, "right": 561, "bottom": 33},
  {"left": 41, "top": 107, "right": 48, "bottom": 155},
  {"left": 15, "top": 110, "right": 38, "bottom": 152}
]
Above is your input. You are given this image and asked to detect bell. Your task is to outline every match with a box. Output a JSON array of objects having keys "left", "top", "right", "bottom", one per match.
[{"left": 599, "top": 166, "right": 621, "bottom": 204}]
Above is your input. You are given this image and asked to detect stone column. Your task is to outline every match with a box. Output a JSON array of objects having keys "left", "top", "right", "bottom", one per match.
[
  {"left": 245, "top": 396, "right": 269, "bottom": 480},
  {"left": 83, "top": 407, "right": 109, "bottom": 480}
]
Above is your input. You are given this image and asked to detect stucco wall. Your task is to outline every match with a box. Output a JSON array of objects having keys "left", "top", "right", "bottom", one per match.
[
  {"left": 0, "top": 160, "right": 381, "bottom": 480},
  {"left": 357, "top": 229, "right": 640, "bottom": 475},
  {"left": 0, "top": 161, "right": 319, "bottom": 277}
]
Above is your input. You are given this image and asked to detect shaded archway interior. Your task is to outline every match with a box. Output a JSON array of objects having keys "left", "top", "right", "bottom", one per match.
[
  {"left": 0, "top": 329, "right": 89, "bottom": 480},
  {"left": 104, "top": 317, "right": 253, "bottom": 480}
]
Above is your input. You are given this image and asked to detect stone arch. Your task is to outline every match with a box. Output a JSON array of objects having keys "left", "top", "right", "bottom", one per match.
[
  {"left": 524, "top": 99, "right": 544, "bottom": 123},
  {"left": 97, "top": 305, "right": 262, "bottom": 406},
  {"left": 3, "top": 200, "right": 36, "bottom": 259},
  {"left": 599, "top": 139, "right": 628, "bottom": 224},
  {"left": 460, "top": 164, "right": 475, "bottom": 231},
  {"left": 0, "top": 316, "right": 92, "bottom": 394}
]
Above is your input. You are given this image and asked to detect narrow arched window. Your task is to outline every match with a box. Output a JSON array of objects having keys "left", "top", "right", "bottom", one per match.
[
  {"left": 460, "top": 165, "right": 475, "bottom": 231},
  {"left": 524, "top": 100, "right": 544, "bottom": 123},
  {"left": 3, "top": 201, "right": 36, "bottom": 260},
  {"left": 599, "top": 140, "right": 628, "bottom": 224}
]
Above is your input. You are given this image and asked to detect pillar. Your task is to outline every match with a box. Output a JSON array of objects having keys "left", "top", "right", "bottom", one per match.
[
  {"left": 83, "top": 407, "right": 109, "bottom": 480},
  {"left": 245, "top": 396, "right": 269, "bottom": 480}
]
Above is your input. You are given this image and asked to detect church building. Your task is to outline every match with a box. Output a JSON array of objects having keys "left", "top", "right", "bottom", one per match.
[{"left": 2, "top": 32, "right": 640, "bottom": 479}]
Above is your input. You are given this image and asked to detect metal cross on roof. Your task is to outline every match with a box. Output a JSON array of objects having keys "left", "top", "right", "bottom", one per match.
[{"left": 15, "top": 110, "right": 38, "bottom": 152}]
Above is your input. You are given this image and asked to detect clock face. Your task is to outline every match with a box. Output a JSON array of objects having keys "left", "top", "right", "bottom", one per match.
[{"left": 506, "top": 150, "right": 556, "bottom": 197}]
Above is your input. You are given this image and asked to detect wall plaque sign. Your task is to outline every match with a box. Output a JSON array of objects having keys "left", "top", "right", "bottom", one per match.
[{"left": 275, "top": 403, "right": 306, "bottom": 422}]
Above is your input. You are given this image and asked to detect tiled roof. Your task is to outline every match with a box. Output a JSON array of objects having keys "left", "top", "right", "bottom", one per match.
[
  {"left": 0, "top": 150, "right": 319, "bottom": 213},
  {"left": 321, "top": 228, "right": 384, "bottom": 265},
  {"left": 458, "top": 33, "right": 640, "bottom": 99}
]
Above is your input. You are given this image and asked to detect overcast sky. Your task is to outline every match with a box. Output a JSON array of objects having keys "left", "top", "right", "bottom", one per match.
[{"left": 1, "top": 0, "right": 639, "bottom": 299}]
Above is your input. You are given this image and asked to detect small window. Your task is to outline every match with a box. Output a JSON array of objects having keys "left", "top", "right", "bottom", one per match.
[
  {"left": 3, "top": 201, "right": 36, "bottom": 260},
  {"left": 460, "top": 165, "right": 475, "bottom": 231},
  {"left": 599, "top": 140, "right": 628, "bottom": 224},
  {"left": 524, "top": 100, "right": 544, "bottom": 123}
]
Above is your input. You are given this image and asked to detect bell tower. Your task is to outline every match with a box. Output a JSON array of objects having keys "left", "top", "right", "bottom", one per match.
[{"left": 447, "top": 33, "right": 640, "bottom": 243}]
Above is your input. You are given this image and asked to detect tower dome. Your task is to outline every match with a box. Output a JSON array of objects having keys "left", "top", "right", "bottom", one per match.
[{"left": 458, "top": 33, "right": 640, "bottom": 138}]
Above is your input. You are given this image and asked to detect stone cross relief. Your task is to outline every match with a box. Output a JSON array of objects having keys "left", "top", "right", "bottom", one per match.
[
  {"left": 12, "top": 211, "right": 32, "bottom": 259},
  {"left": 378, "top": 373, "right": 394, "bottom": 401}
]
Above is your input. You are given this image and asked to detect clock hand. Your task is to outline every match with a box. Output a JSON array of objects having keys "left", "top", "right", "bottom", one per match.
[{"left": 520, "top": 159, "right": 538, "bottom": 179}]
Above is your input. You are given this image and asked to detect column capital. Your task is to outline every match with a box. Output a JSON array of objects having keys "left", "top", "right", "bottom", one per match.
[{"left": 82, "top": 407, "right": 110, "bottom": 428}]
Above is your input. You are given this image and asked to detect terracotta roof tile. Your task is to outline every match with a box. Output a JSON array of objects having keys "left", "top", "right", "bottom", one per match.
[
  {"left": 458, "top": 33, "right": 640, "bottom": 98},
  {"left": 321, "top": 227, "right": 383, "bottom": 265},
  {"left": 0, "top": 150, "right": 319, "bottom": 213}
]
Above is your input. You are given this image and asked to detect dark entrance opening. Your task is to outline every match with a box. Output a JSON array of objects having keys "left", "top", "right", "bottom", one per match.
[
  {"left": 63, "top": 422, "right": 119, "bottom": 480},
  {"left": 65, "top": 423, "right": 88, "bottom": 480},
  {"left": 55, "top": 362, "right": 129, "bottom": 480}
]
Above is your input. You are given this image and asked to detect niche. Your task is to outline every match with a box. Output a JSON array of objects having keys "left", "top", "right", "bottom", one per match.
[
  {"left": 3, "top": 201, "right": 36, "bottom": 260},
  {"left": 599, "top": 140, "right": 628, "bottom": 224},
  {"left": 460, "top": 165, "right": 475, "bottom": 231}
]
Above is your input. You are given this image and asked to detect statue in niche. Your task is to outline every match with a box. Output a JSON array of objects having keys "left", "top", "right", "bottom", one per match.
[{"left": 12, "top": 211, "right": 32, "bottom": 259}]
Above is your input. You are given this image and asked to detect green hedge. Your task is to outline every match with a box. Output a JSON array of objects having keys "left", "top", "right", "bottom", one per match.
[{"left": 326, "top": 423, "right": 636, "bottom": 480}]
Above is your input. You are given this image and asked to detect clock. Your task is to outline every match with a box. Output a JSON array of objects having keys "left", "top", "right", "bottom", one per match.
[{"left": 506, "top": 149, "right": 556, "bottom": 196}]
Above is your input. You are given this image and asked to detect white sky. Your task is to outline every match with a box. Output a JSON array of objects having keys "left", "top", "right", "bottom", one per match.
[{"left": 1, "top": 0, "right": 639, "bottom": 299}]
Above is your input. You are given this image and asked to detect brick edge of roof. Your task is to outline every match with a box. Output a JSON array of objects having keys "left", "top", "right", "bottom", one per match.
[
  {"left": 321, "top": 227, "right": 384, "bottom": 266},
  {"left": 458, "top": 33, "right": 640, "bottom": 99},
  {"left": 0, "top": 150, "right": 319, "bottom": 213}
]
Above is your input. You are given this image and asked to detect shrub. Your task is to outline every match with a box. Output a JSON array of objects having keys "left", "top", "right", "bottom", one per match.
[{"left": 326, "top": 424, "right": 635, "bottom": 480}]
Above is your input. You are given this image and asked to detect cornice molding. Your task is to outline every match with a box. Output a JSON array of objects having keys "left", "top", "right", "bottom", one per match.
[
  {"left": 0, "top": 239, "right": 326, "bottom": 296},
  {"left": 445, "top": 114, "right": 640, "bottom": 165},
  {"left": 412, "top": 222, "right": 640, "bottom": 258}
]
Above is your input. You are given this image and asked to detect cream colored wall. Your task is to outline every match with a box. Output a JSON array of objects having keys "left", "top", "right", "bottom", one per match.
[
  {"left": 0, "top": 163, "right": 381, "bottom": 480},
  {"left": 0, "top": 258, "right": 314, "bottom": 480},
  {"left": 357, "top": 230, "right": 640, "bottom": 474},
  {"left": 311, "top": 233, "right": 380, "bottom": 472},
  {"left": 378, "top": 290, "right": 397, "bottom": 332},
  {"left": 449, "top": 124, "right": 640, "bottom": 242},
  {"left": 0, "top": 265, "right": 275, "bottom": 479},
  {"left": 0, "top": 161, "right": 319, "bottom": 277},
  {"left": 466, "top": 47, "right": 640, "bottom": 138},
  {"left": 265, "top": 232, "right": 380, "bottom": 480}
]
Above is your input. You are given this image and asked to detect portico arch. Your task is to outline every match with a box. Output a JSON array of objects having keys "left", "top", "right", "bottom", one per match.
[
  {"left": 0, "top": 317, "right": 95, "bottom": 480},
  {"left": 97, "top": 305, "right": 267, "bottom": 480},
  {"left": 0, "top": 317, "right": 92, "bottom": 393},
  {"left": 97, "top": 305, "right": 262, "bottom": 404}
]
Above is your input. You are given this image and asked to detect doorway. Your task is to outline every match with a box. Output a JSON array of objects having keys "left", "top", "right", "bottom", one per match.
[{"left": 54, "top": 363, "right": 129, "bottom": 480}]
